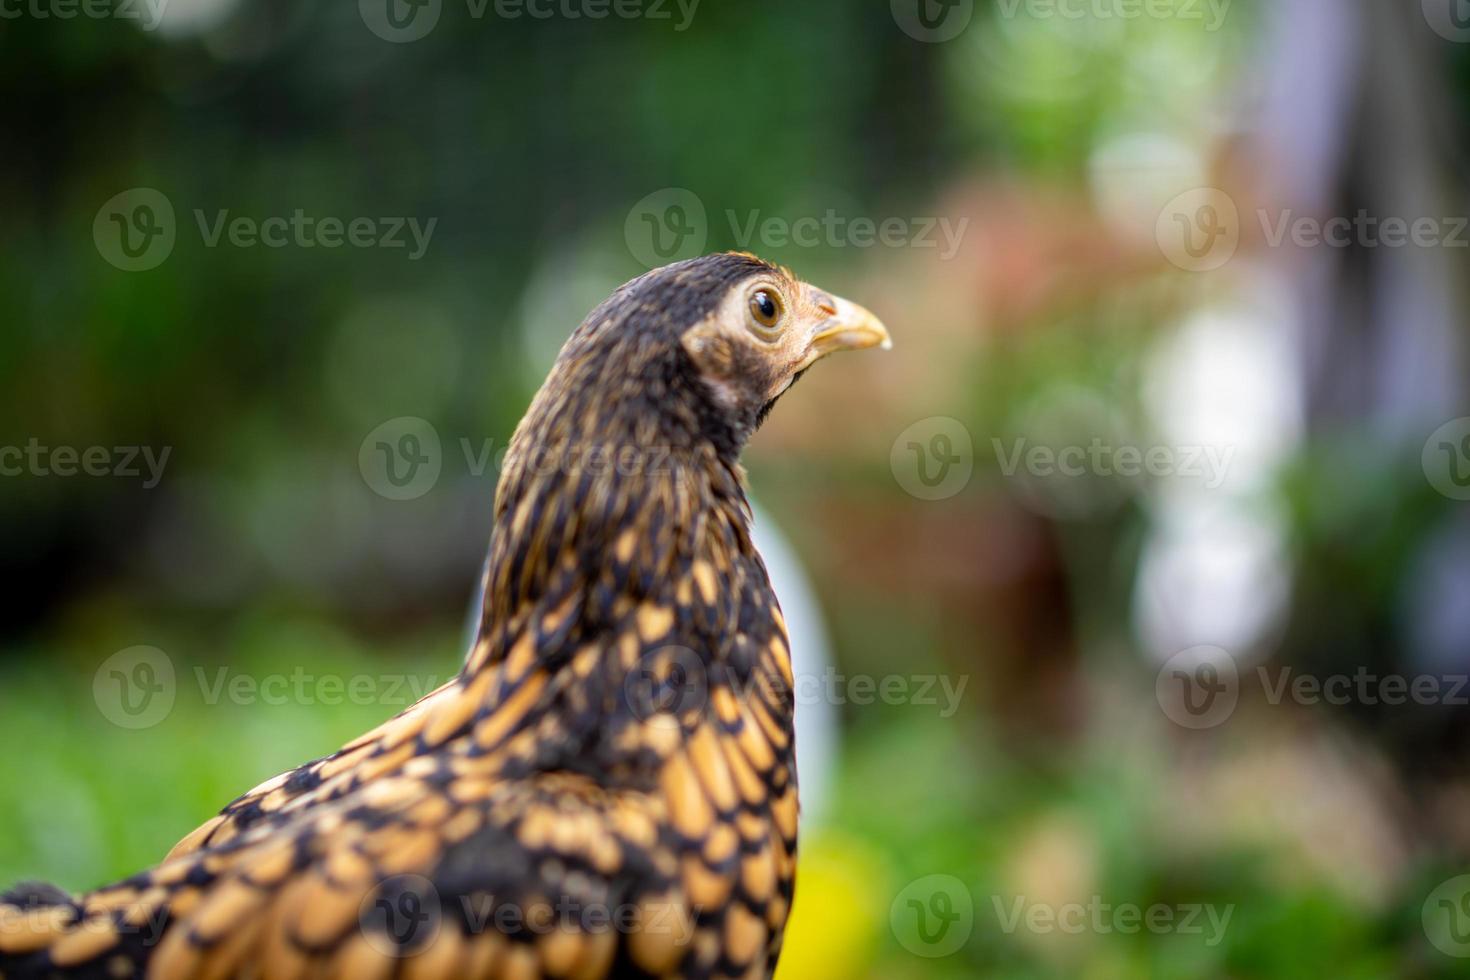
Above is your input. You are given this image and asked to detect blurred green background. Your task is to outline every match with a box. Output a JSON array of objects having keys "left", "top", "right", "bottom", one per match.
[{"left": 4, "top": 0, "right": 1470, "bottom": 976}]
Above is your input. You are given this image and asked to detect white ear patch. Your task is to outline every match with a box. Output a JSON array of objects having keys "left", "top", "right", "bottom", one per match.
[
  {"left": 683, "top": 320, "right": 746, "bottom": 410},
  {"left": 701, "top": 373, "right": 744, "bottom": 410}
]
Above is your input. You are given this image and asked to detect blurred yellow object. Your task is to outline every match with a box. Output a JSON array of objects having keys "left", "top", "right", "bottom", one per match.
[{"left": 775, "top": 831, "right": 889, "bottom": 980}]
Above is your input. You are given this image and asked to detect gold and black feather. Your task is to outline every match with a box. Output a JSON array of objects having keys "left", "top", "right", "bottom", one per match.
[{"left": 0, "top": 252, "right": 889, "bottom": 980}]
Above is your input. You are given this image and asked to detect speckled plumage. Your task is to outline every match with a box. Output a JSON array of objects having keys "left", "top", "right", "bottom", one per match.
[{"left": 0, "top": 253, "right": 888, "bottom": 980}]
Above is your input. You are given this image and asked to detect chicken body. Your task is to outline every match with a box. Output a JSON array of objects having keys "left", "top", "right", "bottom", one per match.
[{"left": 0, "top": 253, "right": 889, "bottom": 980}]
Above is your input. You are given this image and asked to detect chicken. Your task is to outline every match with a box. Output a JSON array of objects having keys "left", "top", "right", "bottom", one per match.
[{"left": 0, "top": 252, "right": 890, "bottom": 980}]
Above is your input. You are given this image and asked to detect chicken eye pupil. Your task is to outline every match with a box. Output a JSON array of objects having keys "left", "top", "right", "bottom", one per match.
[{"left": 751, "top": 290, "right": 779, "bottom": 326}]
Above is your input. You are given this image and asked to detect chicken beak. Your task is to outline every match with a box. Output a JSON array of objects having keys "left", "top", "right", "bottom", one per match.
[{"left": 807, "top": 292, "right": 893, "bottom": 359}]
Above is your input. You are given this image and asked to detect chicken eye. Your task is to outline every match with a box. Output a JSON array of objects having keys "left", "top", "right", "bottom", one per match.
[{"left": 748, "top": 289, "right": 783, "bottom": 330}]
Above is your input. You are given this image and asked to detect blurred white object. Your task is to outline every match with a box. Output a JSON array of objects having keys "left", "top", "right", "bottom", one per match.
[
  {"left": 749, "top": 502, "right": 837, "bottom": 828},
  {"left": 1135, "top": 292, "right": 1301, "bottom": 663}
]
